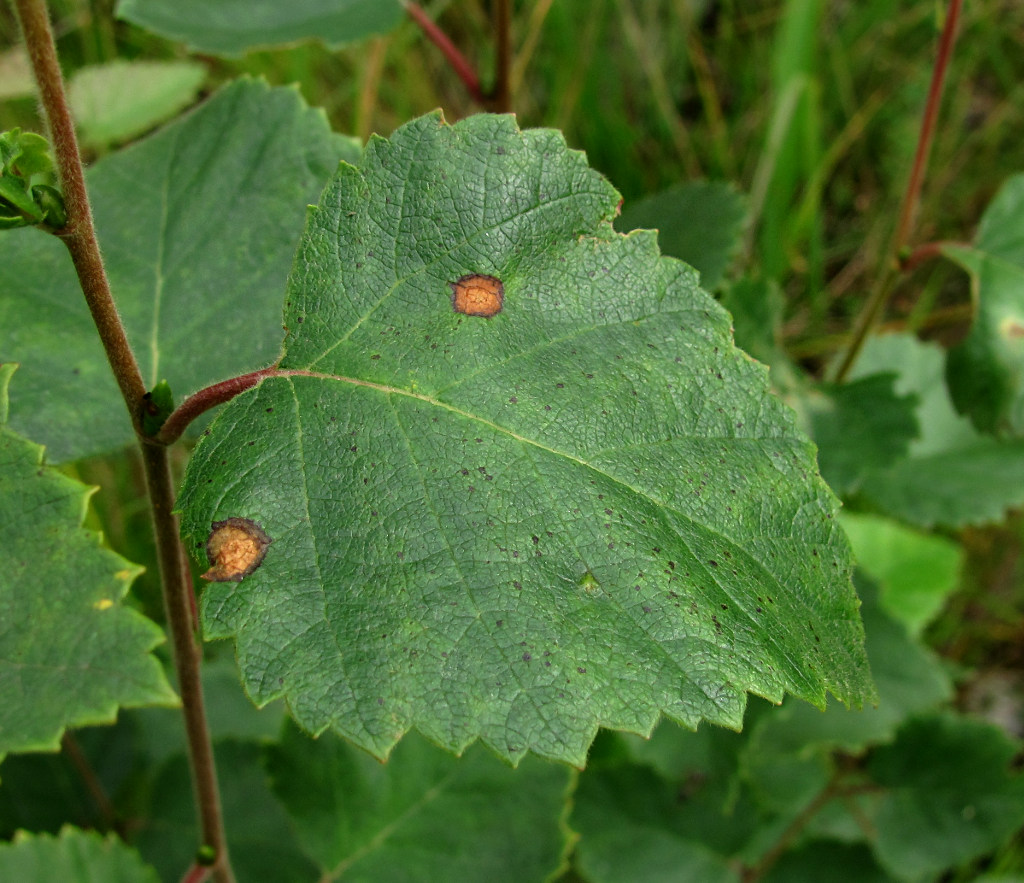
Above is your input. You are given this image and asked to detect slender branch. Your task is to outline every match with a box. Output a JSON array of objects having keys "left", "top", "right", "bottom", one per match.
[
  {"left": 154, "top": 367, "right": 277, "bottom": 446},
  {"left": 489, "top": 0, "right": 512, "bottom": 113},
  {"left": 831, "top": 0, "right": 963, "bottom": 382},
  {"left": 403, "top": 1, "right": 484, "bottom": 104},
  {"left": 13, "top": 0, "right": 146, "bottom": 420},
  {"left": 900, "top": 239, "right": 965, "bottom": 274},
  {"left": 62, "top": 732, "right": 119, "bottom": 833},
  {"left": 12, "top": 2, "right": 235, "bottom": 880},
  {"left": 141, "top": 442, "right": 234, "bottom": 883}
]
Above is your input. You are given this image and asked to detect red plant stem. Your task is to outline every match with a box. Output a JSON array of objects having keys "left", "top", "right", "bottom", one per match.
[
  {"left": 832, "top": 0, "right": 963, "bottom": 382},
  {"left": 154, "top": 367, "right": 277, "bottom": 445},
  {"left": 13, "top": 0, "right": 146, "bottom": 420},
  {"left": 403, "top": 1, "right": 484, "bottom": 104},
  {"left": 900, "top": 239, "right": 964, "bottom": 274},
  {"left": 181, "top": 864, "right": 212, "bottom": 883},
  {"left": 490, "top": 0, "right": 512, "bottom": 112}
]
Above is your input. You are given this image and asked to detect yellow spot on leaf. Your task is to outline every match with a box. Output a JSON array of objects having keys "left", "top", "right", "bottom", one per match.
[{"left": 94, "top": 599, "right": 114, "bottom": 611}]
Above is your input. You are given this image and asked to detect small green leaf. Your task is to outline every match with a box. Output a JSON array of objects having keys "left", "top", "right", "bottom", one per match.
[
  {"left": 0, "top": 79, "right": 360, "bottom": 462},
  {"left": 615, "top": 181, "right": 748, "bottom": 291},
  {"left": 808, "top": 374, "right": 919, "bottom": 496},
  {"left": 67, "top": 60, "right": 207, "bottom": 149},
  {"left": 571, "top": 761, "right": 743, "bottom": 883},
  {"left": 0, "top": 129, "right": 64, "bottom": 230},
  {"left": 868, "top": 713, "right": 1024, "bottom": 881},
  {"left": 840, "top": 512, "right": 962, "bottom": 635},
  {"left": 115, "top": 0, "right": 404, "bottom": 56},
  {"left": 943, "top": 175, "right": 1024, "bottom": 436},
  {"left": 849, "top": 334, "right": 1024, "bottom": 527},
  {"left": 179, "top": 112, "right": 873, "bottom": 766},
  {"left": 140, "top": 379, "right": 175, "bottom": 436},
  {"left": 0, "top": 827, "right": 160, "bottom": 883},
  {"left": 266, "top": 723, "right": 574, "bottom": 882},
  {"left": 0, "top": 365, "right": 177, "bottom": 760}
]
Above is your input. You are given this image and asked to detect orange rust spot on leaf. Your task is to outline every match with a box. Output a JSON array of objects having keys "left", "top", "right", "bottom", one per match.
[
  {"left": 202, "top": 517, "right": 271, "bottom": 582},
  {"left": 451, "top": 274, "right": 504, "bottom": 318}
]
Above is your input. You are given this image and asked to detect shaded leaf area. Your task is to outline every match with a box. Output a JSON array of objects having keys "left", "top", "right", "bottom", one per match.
[
  {"left": 849, "top": 334, "right": 1024, "bottom": 527},
  {"left": 807, "top": 374, "right": 919, "bottom": 496},
  {"left": 0, "top": 827, "right": 159, "bottom": 883},
  {"left": 0, "top": 657, "right": 282, "bottom": 839},
  {"left": 136, "top": 740, "right": 319, "bottom": 883},
  {"left": 868, "top": 713, "right": 1024, "bottom": 881},
  {"left": 761, "top": 842, "right": 896, "bottom": 883},
  {"left": 571, "top": 760, "right": 740, "bottom": 883},
  {"left": 68, "top": 61, "right": 207, "bottom": 150},
  {"left": 0, "top": 365, "right": 175, "bottom": 760},
  {"left": 179, "top": 112, "right": 872, "bottom": 766},
  {"left": 840, "top": 513, "right": 962, "bottom": 636},
  {"left": 266, "top": 723, "right": 574, "bottom": 882},
  {"left": 115, "top": 0, "right": 403, "bottom": 56},
  {"left": 615, "top": 180, "right": 747, "bottom": 291},
  {"left": 718, "top": 277, "right": 790, "bottom": 374},
  {"left": 943, "top": 174, "right": 1024, "bottom": 436},
  {"left": 0, "top": 78, "right": 359, "bottom": 462}
]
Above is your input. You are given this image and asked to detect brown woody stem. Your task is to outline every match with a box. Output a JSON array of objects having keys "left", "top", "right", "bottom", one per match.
[{"left": 12, "top": 2, "right": 235, "bottom": 880}]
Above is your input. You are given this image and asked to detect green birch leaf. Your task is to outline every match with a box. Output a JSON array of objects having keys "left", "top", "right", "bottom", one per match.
[
  {"left": 0, "top": 78, "right": 360, "bottom": 462},
  {"left": 849, "top": 334, "right": 1024, "bottom": 527},
  {"left": 135, "top": 740, "right": 319, "bottom": 883},
  {"left": 615, "top": 181, "right": 747, "bottom": 291},
  {"left": 266, "top": 723, "right": 574, "bottom": 882},
  {"left": 68, "top": 60, "right": 207, "bottom": 149},
  {"left": 178, "top": 112, "right": 873, "bottom": 766},
  {"left": 115, "top": 0, "right": 403, "bottom": 56},
  {"left": 0, "top": 827, "right": 160, "bottom": 883},
  {"left": 868, "top": 713, "right": 1024, "bottom": 881},
  {"left": 0, "top": 364, "right": 176, "bottom": 761},
  {"left": 943, "top": 174, "right": 1024, "bottom": 436}
]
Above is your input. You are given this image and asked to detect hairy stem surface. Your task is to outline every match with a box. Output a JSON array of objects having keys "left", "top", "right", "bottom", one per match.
[{"left": 12, "top": 1, "right": 235, "bottom": 879}]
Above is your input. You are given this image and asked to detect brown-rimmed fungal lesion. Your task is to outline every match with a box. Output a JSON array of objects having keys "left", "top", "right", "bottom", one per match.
[
  {"left": 451, "top": 273, "right": 504, "bottom": 318},
  {"left": 202, "top": 517, "right": 272, "bottom": 582}
]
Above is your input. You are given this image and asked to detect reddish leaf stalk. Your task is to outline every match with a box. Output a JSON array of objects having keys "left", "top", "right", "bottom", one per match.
[
  {"left": 154, "top": 367, "right": 278, "bottom": 445},
  {"left": 490, "top": 0, "right": 513, "bottom": 113},
  {"left": 403, "top": 1, "right": 484, "bottom": 104},
  {"left": 832, "top": 0, "right": 963, "bottom": 382},
  {"left": 12, "top": 2, "right": 235, "bottom": 880}
]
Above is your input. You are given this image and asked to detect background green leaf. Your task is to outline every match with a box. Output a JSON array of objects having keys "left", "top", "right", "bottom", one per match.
[
  {"left": 848, "top": 334, "right": 1024, "bottom": 527},
  {"left": 840, "top": 513, "right": 961, "bottom": 635},
  {"left": 67, "top": 60, "right": 207, "bottom": 150},
  {"left": 115, "top": 0, "right": 403, "bottom": 56},
  {"left": 0, "top": 364, "right": 176, "bottom": 760},
  {"left": 0, "top": 827, "right": 160, "bottom": 883},
  {"left": 868, "top": 713, "right": 1024, "bottom": 881},
  {"left": 943, "top": 174, "right": 1024, "bottom": 436},
  {"left": 179, "top": 112, "right": 872, "bottom": 766},
  {"left": 615, "top": 181, "right": 747, "bottom": 291},
  {"left": 0, "top": 79, "right": 359, "bottom": 462},
  {"left": 266, "top": 723, "right": 574, "bottom": 882}
]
